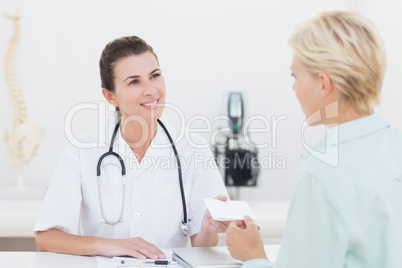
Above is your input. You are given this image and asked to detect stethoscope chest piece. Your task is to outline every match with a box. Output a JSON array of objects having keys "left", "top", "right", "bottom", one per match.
[{"left": 181, "top": 221, "right": 188, "bottom": 237}]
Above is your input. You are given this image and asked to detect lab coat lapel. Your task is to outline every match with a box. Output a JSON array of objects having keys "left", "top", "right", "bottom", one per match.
[
  {"left": 138, "top": 124, "right": 172, "bottom": 174},
  {"left": 113, "top": 128, "right": 141, "bottom": 177},
  {"left": 113, "top": 124, "right": 172, "bottom": 178}
]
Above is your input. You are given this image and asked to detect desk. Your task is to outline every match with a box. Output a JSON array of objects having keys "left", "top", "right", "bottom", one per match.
[
  {"left": 0, "top": 252, "right": 96, "bottom": 268},
  {"left": 0, "top": 245, "right": 281, "bottom": 268}
]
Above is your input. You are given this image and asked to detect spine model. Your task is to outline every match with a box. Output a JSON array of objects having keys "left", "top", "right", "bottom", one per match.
[{"left": 3, "top": 10, "right": 45, "bottom": 167}]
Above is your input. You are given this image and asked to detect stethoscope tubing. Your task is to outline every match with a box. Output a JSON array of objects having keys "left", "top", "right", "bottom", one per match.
[
  {"left": 96, "top": 119, "right": 188, "bottom": 236},
  {"left": 157, "top": 119, "right": 187, "bottom": 225}
]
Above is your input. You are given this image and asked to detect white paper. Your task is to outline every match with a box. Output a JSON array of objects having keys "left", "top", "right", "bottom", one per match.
[{"left": 203, "top": 199, "right": 258, "bottom": 221}]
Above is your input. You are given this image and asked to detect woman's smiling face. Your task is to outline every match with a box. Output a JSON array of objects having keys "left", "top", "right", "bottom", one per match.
[{"left": 111, "top": 52, "right": 166, "bottom": 122}]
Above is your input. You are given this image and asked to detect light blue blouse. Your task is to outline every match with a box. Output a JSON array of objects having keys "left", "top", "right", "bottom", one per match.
[{"left": 243, "top": 114, "right": 402, "bottom": 268}]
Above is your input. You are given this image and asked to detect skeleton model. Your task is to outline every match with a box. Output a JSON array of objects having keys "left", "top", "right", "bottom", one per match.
[{"left": 2, "top": 10, "right": 45, "bottom": 167}]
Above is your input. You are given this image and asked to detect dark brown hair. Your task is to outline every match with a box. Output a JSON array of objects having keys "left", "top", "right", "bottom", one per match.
[{"left": 99, "top": 36, "right": 158, "bottom": 93}]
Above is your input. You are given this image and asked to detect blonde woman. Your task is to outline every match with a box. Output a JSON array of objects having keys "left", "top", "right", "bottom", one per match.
[{"left": 226, "top": 11, "right": 402, "bottom": 267}]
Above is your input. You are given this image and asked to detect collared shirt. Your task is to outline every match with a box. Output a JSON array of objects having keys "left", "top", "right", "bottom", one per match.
[
  {"left": 243, "top": 114, "right": 402, "bottom": 268},
  {"left": 34, "top": 120, "right": 227, "bottom": 248}
]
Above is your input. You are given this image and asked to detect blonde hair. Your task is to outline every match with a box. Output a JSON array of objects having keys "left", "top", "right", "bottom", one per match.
[{"left": 289, "top": 10, "right": 386, "bottom": 114}]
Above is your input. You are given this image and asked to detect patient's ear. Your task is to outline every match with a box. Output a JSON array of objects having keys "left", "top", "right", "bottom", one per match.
[
  {"left": 102, "top": 88, "right": 117, "bottom": 107},
  {"left": 318, "top": 72, "right": 333, "bottom": 99}
]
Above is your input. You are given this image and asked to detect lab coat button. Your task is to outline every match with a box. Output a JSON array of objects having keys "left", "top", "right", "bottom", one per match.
[{"left": 133, "top": 212, "right": 141, "bottom": 219}]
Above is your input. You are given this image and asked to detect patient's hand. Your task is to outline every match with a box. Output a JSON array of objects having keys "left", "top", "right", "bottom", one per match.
[{"left": 226, "top": 216, "right": 267, "bottom": 262}]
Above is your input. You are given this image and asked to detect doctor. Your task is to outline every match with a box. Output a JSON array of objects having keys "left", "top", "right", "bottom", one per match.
[{"left": 34, "top": 36, "right": 229, "bottom": 259}]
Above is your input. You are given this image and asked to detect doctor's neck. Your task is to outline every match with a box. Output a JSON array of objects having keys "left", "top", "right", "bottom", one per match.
[{"left": 119, "top": 118, "right": 158, "bottom": 161}]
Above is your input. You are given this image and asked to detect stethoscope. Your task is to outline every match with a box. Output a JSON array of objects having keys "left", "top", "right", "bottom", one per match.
[{"left": 96, "top": 119, "right": 188, "bottom": 237}]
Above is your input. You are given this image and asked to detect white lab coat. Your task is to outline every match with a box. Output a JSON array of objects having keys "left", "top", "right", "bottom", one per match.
[{"left": 34, "top": 120, "right": 227, "bottom": 248}]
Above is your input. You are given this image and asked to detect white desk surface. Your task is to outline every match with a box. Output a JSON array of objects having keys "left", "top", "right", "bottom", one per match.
[
  {"left": 0, "top": 252, "right": 96, "bottom": 268},
  {"left": 0, "top": 245, "right": 281, "bottom": 268}
]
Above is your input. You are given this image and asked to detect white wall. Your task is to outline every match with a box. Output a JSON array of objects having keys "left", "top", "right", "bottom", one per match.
[{"left": 0, "top": 0, "right": 401, "bottom": 201}]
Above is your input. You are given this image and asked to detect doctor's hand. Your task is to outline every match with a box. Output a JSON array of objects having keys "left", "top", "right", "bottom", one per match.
[
  {"left": 102, "top": 237, "right": 166, "bottom": 259},
  {"left": 226, "top": 216, "right": 268, "bottom": 262},
  {"left": 201, "top": 194, "right": 232, "bottom": 233},
  {"left": 192, "top": 194, "right": 244, "bottom": 247}
]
